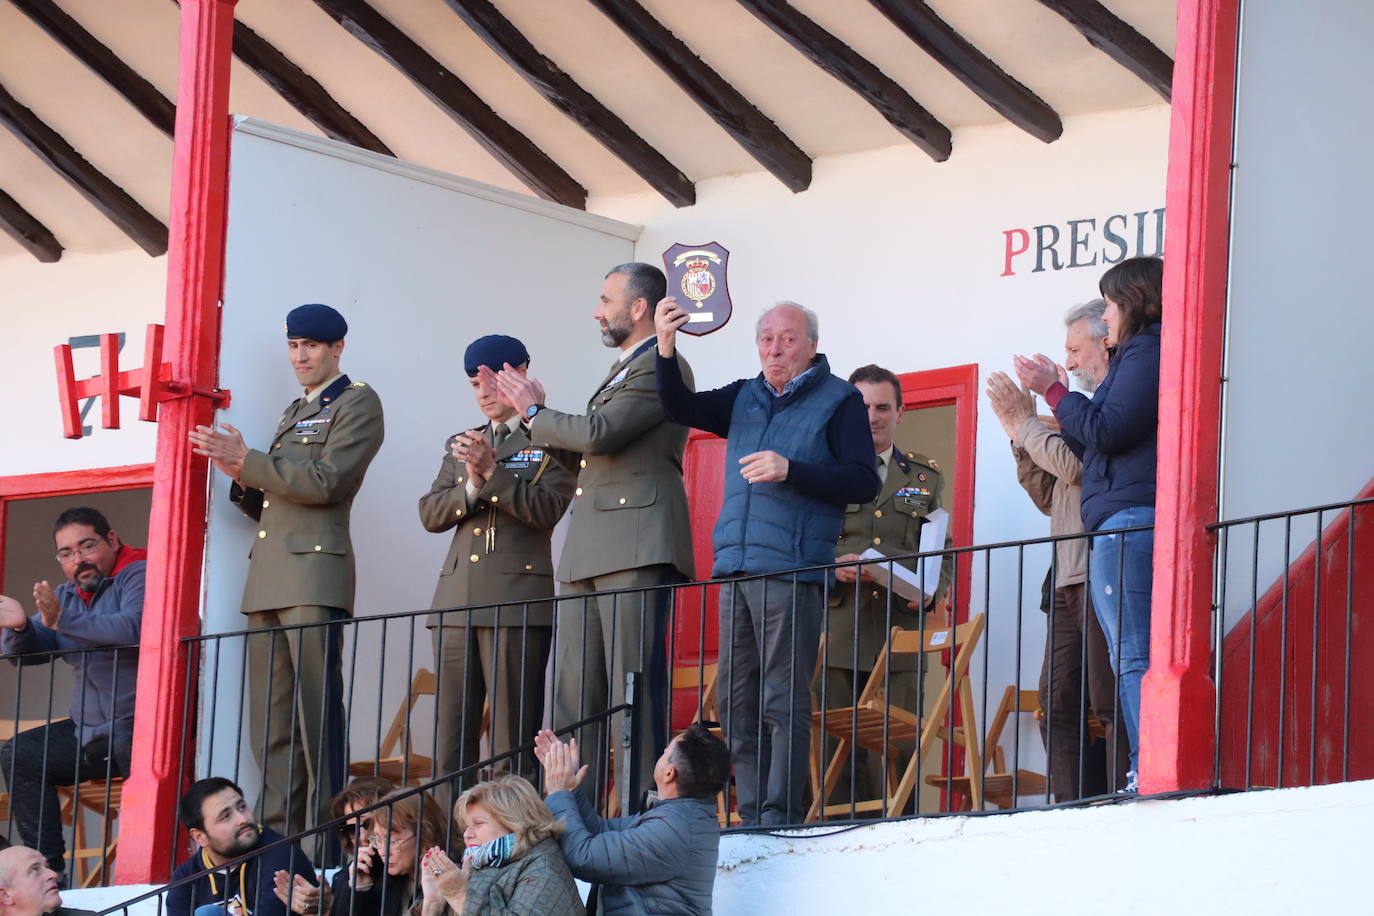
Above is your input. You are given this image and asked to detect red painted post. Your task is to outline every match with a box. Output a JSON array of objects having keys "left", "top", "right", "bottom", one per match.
[
  {"left": 115, "top": 0, "right": 238, "bottom": 883},
  {"left": 1137, "top": 0, "right": 1239, "bottom": 794}
]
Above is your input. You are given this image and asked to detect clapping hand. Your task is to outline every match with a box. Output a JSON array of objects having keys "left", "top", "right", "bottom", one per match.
[
  {"left": 533, "top": 729, "right": 588, "bottom": 794},
  {"left": 986, "top": 371, "right": 1037, "bottom": 441},
  {"left": 273, "top": 871, "right": 325, "bottom": 916},
  {"left": 477, "top": 364, "right": 545, "bottom": 416},
  {"left": 451, "top": 430, "right": 496, "bottom": 488},
  {"left": 1012, "top": 354, "right": 1068, "bottom": 397}
]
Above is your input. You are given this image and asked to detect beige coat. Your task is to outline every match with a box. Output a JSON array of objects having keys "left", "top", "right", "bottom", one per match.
[
  {"left": 828, "top": 447, "right": 952, "bottom": 672},
  {"left": 419, "top": 422, "right": 576, "bottom": 627},
  {"left": 528, "top": 342, "right": 696, "bottom": 583},
  {"left": 234, "top": 376, "right": 384, "bottom": 614},
  {"left": 1012, "top": 415, "right": 1087, "bottom": 586}
]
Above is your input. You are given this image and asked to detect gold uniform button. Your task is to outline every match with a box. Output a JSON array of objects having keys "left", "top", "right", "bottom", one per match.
[
  {"left": 575, "top": 487, "right": 583, "bottom": 496},
  {"left": 873, "top": 537, "right": 882, "bottom": 546},
  {"left": 257, "top": 530, "right": 266, "bottom": 539},
  {"left": 273, "top": 443, "right": 281, "bottom": 450},
  {"left": 300, "top": 438, "right": 309, "bottom": 443},
  {"left": 524, "top": 564, "right": 533, "bottom": 571},
  {"left": 872, "top": 590, "right": 880, "bottom": 600},
  {"left": 619, "top": 497, "right": 627, "bottom": 505},
  {"left": 457, "top": 475, "right": 464, "bottom": 483},
  {"left": 580, "top": 459, "right": 587, "bottom": 468},
  {"left": 874, "top": 509, "right": 882, "bottom": 518},
  {"left": 314, "top": 545, "right": 322, "bottom": 551},
  {"left": 262, "top": 499, "right": 270, "bottom": 508},
  {"left": 473, "top": 528, "right": 482, "bottom": 536},
  {"left": 455, "top": 508, "right": 463, "bottom": 517},
  {"left": 490, "top": 496, "right": 498, "bottom": 503},
  {"left": 470, "top": 554, "right": 480, "bottom": 563}
]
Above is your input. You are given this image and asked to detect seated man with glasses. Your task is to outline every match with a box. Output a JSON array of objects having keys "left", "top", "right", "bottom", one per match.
[
  {"left": 0, "top": 507, "right": 146, "bottom": 883},
  {"left": 169, "top": 778, "right": 319, "bottom": 916}
]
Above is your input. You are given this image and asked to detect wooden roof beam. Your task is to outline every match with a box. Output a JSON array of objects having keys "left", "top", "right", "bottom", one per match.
[
  {"left": 868, "top": 0, "right": 1062, "bottom": 143},
  {"left": 0, "top": 186, "right": 62, "bottom": 262},
  {"left": 442, "top": 0, "right": 694, "bottom": 206},
  {"left": 586, "top": 0, "right": 811, "bottom": 193},
  {"left": 310, "top": 0, "right": 587, "bottom": 208},
  {"left": 229, "top": 18, "right": 396, "bottom": 157},
  {"left": 1036, "top": 0, "right": 1173, "bottom": 102},
  {"left": 168, "top": 2, "right": 396, "bottom": 157},
  {"left": 736, "top": 0, "right": 951, "bottom": 162},
  {"left": 11, "top": 0, "right": 175, "bottom": 138},
  {"left": 0, "top": 80, "right": 166, "bottom": 256}
]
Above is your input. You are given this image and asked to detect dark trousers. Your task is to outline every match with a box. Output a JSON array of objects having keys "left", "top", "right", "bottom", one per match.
[
  {"left": 0, "top": 718, "right": 133, "bottom": 873},
  {"left": 720, "top": 578, "right": 823, "bottom": 826},
  {"left": 551, "top": 565, "right": 676, "bottom": 811},
  {"left": 432, "top": 625, "right": 551, "bottom": 790},
  {"left": 246, "top": 605, "right": 347, "bottom": 863},
  {"left": 1038, "top": 583, "right": 1130, "bottom": 799}
]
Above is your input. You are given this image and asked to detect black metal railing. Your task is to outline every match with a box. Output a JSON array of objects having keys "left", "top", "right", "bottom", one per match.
[
  {"left": 165, "top": 523, "right": 1156, "bottom": 853},
  {"left": 0, "top": 642, "right": 137, "bottom": 888},
  {"left": 1211, "top": 495, "right": 1373, "bottom": 792}
]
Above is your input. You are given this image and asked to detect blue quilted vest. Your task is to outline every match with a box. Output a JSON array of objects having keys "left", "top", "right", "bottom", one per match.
[{"left": 712, "top": 355, "right": 853, "bottom": 582}]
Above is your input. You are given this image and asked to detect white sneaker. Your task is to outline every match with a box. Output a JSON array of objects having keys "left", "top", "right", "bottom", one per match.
[{"left": 1116, "top": 771, "right": 1139, "bottom": 795}]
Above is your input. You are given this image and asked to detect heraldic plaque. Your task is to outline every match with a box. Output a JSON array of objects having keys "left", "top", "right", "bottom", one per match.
[{"left": 662, "top": 241, "right": 733, "bottom": 336}]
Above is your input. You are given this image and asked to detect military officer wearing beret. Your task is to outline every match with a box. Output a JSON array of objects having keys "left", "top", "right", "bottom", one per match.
[
  {"left": 824, "top": 364, "right": 952, "bottom": 805},
  {"left": 190, "top": 303, "right": 384, "bottom": 851},
  {"left": 419, "top": 335, "right": 575, "bottom": 788},
  {"left": 482, "top": 263, "right": 694, "bottom": 807}
]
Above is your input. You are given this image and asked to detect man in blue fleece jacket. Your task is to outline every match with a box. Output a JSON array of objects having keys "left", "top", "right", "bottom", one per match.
[{"left": 536, "top": 724, "right": 731, "bottom": 915}]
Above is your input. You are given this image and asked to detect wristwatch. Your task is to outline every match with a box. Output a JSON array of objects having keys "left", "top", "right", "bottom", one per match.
[{"left": 523, "top": 403, "right": 545, "bottom": 423}]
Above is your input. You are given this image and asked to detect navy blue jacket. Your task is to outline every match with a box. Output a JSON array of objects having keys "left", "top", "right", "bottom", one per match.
[
  {"left": 167, "top": 828, "right": 316, "bottom": 916},
  {"left": 1053, "top": 323, "right": 1161, "bottom": 531}
]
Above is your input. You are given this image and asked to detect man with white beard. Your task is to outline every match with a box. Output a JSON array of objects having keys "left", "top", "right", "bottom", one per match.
[{"left": 987, "top": 299, "right": 1128, "bottom": 800}]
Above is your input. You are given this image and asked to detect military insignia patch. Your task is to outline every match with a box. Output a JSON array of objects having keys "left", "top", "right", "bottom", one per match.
[
  {"left": 662, "top": 241, "right": 733, "bottom": 336},
  {"left": 917, "top": 472, "right": 927, "bottom": 482}
]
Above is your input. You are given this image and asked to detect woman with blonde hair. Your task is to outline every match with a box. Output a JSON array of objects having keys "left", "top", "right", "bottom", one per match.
[{"left": 419, "top": 776, "right": 582, "bottom": 916}]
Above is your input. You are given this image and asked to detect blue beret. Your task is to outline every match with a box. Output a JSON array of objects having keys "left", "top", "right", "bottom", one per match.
[
  {"left": 464, "top": 334, "right": 529, "bottom": 377},
  {"left": 285, "top": 303, "right": 348, "bottom": 342}
]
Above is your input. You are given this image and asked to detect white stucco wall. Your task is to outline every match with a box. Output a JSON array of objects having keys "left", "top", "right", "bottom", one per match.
[
  {"left": 712, "top": 779, "right": 1371, "bottom": 914},
  {"left": 0, "top": 249, "right": 166, "bottom": 476}
]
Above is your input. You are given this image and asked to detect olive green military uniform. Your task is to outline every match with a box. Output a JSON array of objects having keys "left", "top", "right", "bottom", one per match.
[
  {"left": 231, "top": 375, "right": 384, "bottom": 846},
  {"left": 821, "top": 446, "right": 951, "bottom": 804},
  {"left": 419, "top": 420, "right": 575, "bottom": 785},
  {"left": 527, "top": 337, "right": 695, "bottom": 804}
]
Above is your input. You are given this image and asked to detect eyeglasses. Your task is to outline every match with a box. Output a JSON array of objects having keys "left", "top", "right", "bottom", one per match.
[
  {"left": 367, "top": 831, "right": 414, "bottom": 851},
  {"left": 55, "top": 538, "right": 105, "bottom": 564}
]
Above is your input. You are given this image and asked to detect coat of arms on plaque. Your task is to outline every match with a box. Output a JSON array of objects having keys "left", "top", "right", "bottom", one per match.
[{"left": 662, "top": 241, "right": 733, "bottom": 336}]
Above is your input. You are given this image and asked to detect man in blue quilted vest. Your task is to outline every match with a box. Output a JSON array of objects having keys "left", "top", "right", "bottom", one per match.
[{"left": 655, "top": 298, "right": 879, "bottom": 825}]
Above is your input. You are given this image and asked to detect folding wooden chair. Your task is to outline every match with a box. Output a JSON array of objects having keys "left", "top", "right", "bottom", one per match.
[
  {"left": 61, "top": 777, "right": 123, "bottom": 887},
  {"left": 927, "top": 686, "right": 1047, "bottom": 809},
  {"left": 807, "top": 614, "right": 986, "bottom": 821},
  {"left": 349, "top": 668, "right": 438, "bottom": 786}
]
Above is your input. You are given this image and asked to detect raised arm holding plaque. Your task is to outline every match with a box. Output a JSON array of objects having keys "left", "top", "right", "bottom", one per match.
[{"left": 662, "top": 241, "right": 733, "bottom": 336}]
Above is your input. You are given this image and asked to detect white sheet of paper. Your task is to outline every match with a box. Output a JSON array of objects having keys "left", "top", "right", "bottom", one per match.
[{"left": 857, "top": 508, "right": 949, "bottom": 605}]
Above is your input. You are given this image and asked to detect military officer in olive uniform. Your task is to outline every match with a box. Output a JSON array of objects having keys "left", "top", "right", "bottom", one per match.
[
  {"left": 190, "top": 303, "right": 384, "bottom": 851},
  {"left": 482, "top": 263, "right": 694, "bottom": 806},
  {"left": 825, "top": 364, "right": 951, "bottom": 803},
  {"left": 419, "top": 335, "right": 575, "bottom": 788}
]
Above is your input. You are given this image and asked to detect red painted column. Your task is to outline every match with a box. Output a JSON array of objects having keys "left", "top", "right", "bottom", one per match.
[
  {"left": 116, "top": 0, "right": 238, "bottom": 883},
  {"left": 1137, "top": 0, "right": 1239, "bottom": 794}
]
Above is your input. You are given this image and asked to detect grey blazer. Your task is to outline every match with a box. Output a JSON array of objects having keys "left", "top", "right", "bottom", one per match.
[{"left": 529, "top": 342, "right": 695, "bottom": 583}]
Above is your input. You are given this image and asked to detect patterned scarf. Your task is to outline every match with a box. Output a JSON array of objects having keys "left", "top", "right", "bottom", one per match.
[{"left": 462, "top": 832, "right": 515, "bottom": 870}]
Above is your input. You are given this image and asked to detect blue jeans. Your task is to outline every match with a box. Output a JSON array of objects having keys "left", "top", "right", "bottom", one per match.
[{"left": 1088, "top": 506, "right": 1155, "bottom": 773}]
